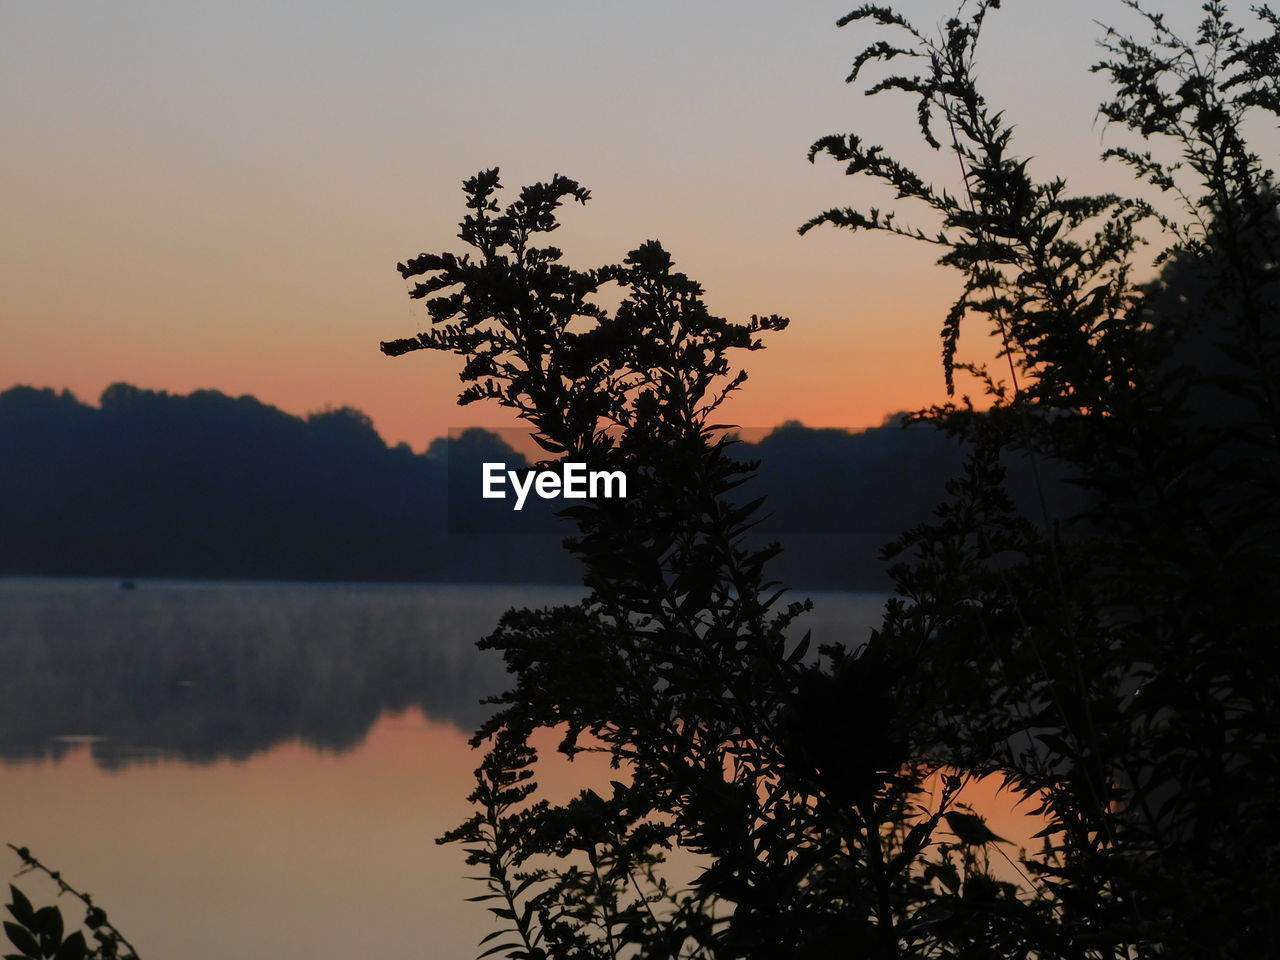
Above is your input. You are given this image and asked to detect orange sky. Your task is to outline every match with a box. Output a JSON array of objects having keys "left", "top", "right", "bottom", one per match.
[{"left": 1, "top": 1, "right": 1199, "bottom": 450}]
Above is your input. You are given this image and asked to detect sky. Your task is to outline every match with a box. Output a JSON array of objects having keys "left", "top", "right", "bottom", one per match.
[{"left": 1, "top": 0, "right": 1213, "bottom": 450}]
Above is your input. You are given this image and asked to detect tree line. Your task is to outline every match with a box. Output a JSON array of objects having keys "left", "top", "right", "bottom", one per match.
[{"left": 0, "top": 383, "right": 1012, "bottom": 589}]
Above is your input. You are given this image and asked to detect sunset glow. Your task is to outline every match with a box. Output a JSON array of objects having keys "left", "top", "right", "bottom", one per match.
[{"left": 2, "top": 0, "right": 1168, "bottom": 446}]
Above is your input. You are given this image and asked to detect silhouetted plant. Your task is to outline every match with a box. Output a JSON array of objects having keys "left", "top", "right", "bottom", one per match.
[
  {"left": 5, "top": 845, "right": 138, "bottom": 960},
  {"left": 806, "top": 1, "right": 1280, "bottom": 956},
  {"left": 385, "top": 171, "right": 984, "bottom": 959},
  {"left": 391, "top": 3, "right": 1280, "bottom": 959}
]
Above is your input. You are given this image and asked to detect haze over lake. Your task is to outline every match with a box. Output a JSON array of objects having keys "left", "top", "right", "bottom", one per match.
[{"left": 0, "top": 578, "right": 889, "bottom": 959}]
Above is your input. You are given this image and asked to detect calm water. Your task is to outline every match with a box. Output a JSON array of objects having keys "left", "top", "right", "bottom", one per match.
[{"left": 0, "top": 578, "right": 889, "bottom": 960}]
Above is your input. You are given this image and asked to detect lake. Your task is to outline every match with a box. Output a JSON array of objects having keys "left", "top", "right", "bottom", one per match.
[{"left": 0, "top": 578, "right": 892, "bottom": 959}]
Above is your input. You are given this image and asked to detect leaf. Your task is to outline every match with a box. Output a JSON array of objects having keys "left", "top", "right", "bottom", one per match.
[
  {"left": 944, "top": 811, "right": 1009, "bottom": 846},
  {"left": 530, "top": 434, "right": 565, "bottom": 454},
  {"left": 4, "top": 891, "right": 33, "bottom": 930},
  {"left": 2, "top": 922, "right": 39, "bottom": 959},
  {"left": 33, "top": 906, "right": 61, "bottom": 945},
  {"left": 785, "top": 630, "right": 812, "bottom": 666},
  {"left": 53, "top": 932, "right": 87, "bottom": 960}
]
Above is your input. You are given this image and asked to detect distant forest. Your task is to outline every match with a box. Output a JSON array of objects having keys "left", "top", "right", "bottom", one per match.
[{"left": 0, "top": 383, "right": 1050, "bottom": 589}]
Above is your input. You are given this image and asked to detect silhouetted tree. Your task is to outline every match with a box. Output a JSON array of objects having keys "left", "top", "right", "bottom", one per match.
[
  {"left": 398, "top": 3, "right": 1280, "bottom": 959},
  {"left": 0, "top": 384, "right": 579, "bottom": 583},
  {"left": 15, "top": 2, "right": 1276, "bottom": 958},
  {"left": 384, "top": 170, "right": 971, "bottom": 958},
  {"left": 0, "top": 385, "right": 985, "bottom": 589},
  {"left": 803, "top": 1, "right": 1280, "bottom": 955}
]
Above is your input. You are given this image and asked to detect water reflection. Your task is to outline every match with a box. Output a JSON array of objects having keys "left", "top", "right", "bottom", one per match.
[
  {"left": 0, "top": 579, "right": 584, "bottom": 767},
  {"left": 0, "top": 580, "right": 888, "bottom": 769},
  {"left": 0, "top": 580, "right": 907, "bottom": 960}
]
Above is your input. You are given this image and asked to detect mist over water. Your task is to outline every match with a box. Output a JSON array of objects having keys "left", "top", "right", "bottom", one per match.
[
  {"left": 0, "top": 578, "right": 561, "bottom": 766},
  {"left": 0, "top": 579, "right": 885, "bottom": 767},
  {"left": 0, "top": 579, "right": 887, "bottom": 960}
]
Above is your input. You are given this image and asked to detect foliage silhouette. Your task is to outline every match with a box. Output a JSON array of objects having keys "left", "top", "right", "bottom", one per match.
[
  {"left": 803, "top": 0, "right": 1280, "bottom": 955},
  {"left": 394, "top": 2, "right": 1280, "bottom": 959},
  {"left": 5, "top": 845, "right": 138, "bottom": 960},
  {"left": 385, "top": 173, "right": 980, "bottom": 959},
  {"left": 15, "top": 3, "right": 1277, "bottom": 957}
]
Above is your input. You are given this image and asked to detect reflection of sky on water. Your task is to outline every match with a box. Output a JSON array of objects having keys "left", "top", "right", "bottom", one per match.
[
  {"left": 0, "top": 580, "right": 886, "bottom": 768},
  {"left": 0, "top": 580, "right": 1037, "bottom": 960},
  {"left": 0, "top": 579, "right": 580, "bottom": 766},
  {"left": 2, "top": 707, "right": 496, "bottom": 960}
]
